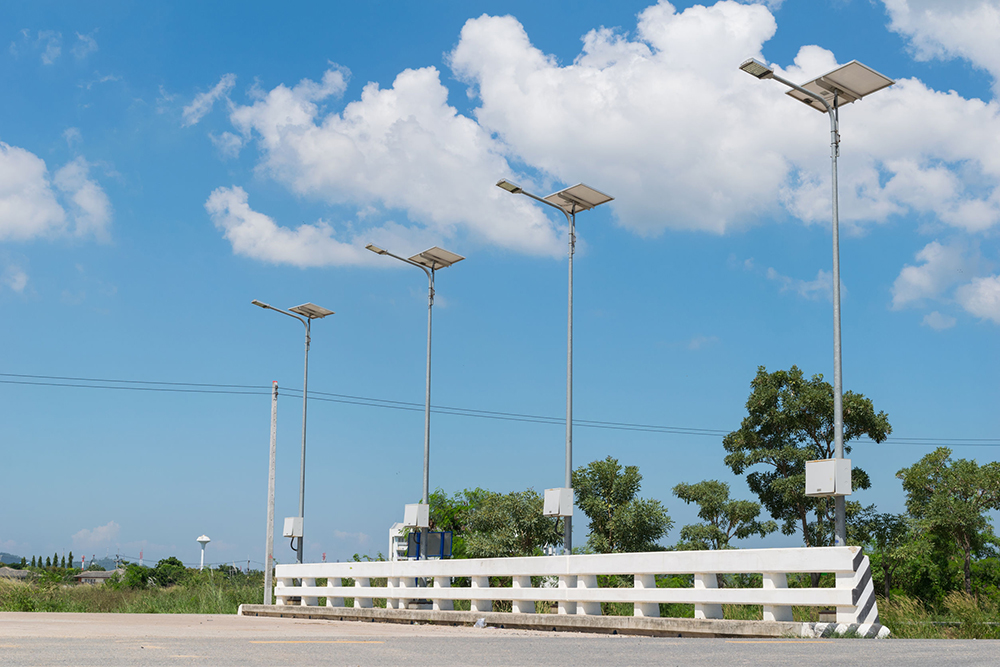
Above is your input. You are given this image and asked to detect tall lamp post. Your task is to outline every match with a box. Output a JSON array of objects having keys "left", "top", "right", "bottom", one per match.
[
  {"left": 739, "top": 58, "right": 893, "bottom": 546},
  {"left": 495, "top": 179, "right": 613, "bottom": 554},
  {"left": 252, "top": 299, "right": 335, "bottom": 563},
  {"left": 365, "top": 244, "right": 464, "bottom": 558}
]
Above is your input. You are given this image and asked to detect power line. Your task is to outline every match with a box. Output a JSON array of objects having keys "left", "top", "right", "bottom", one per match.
[{"left": 2, "top": 372, "right": 997, "bottom": 446}]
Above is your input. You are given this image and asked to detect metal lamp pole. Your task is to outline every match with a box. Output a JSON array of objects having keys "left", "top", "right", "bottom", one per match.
[
  {"left": 365, "top": 245, "right": 464, "bottom": 558},
  {"left": 739, "top": 58, "right": 893, "bottom": 546},
  {"left": 495, "top": 180, "right": 613, "bottom": 554},
  {"left": 252, "top": 300, "right": 334, "bottom": 563}
]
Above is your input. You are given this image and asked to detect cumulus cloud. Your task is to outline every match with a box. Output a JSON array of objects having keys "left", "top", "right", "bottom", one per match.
[
  {"left": 891, "top": 241, "right": 971, "bottom": 308},
  {"left": 884, "top": 0, "right": 1000, "bottom": 91},
  {"left": 72, "top": 521, "right": 120, "bottom": 549},
  {"left": 956, "top": 274, "right": 1000, "bottom": 323},
  {"left": 38, "top": 30, "right": 61, "bottom": 64},
  {"left": 182, "top": 73, "right": 236, "bottom": 127},
  {"left": 215, "top": 65, "right": 562, "bottom": 264},
  {"left": 0, "top": 143, "right": 111, "bottom": 241},
  {"left": 922, "top": 310, "right": 957, "bottom": 329}
]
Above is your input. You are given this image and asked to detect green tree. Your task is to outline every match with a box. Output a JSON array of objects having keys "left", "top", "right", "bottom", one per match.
[
  {"left": 572, "top": 456, "right": 672, "bottom": 553},
  {"left": 464, "top": 489, "right": 561, "bottom": 558},
  {"left": 672, "top": 480, "right": 777, "bottom": 551},
  {"left": 45, "top": 556, "right": 51, "bottom": 568},
  {"left": 68, "top": 551, "right": 74, "bottom": 569},
  {"left": 53, "top": 552, "right": 58, "bottom": 569},
  {"left": 851, "top": 507, "right": 910, "bottom": 600},
  {"left": 153, "top": 557, "right": 189, "bottom": 586},
  {"left": 60, "top": 555, "right": 66, "bottom": 569},
  {"left": 897, "top": 447, "right": 1000, "bottom": 594},
  {"left": 723, "top": 366, "right": 891, "bottom": 547},
  {"left": 428, "top": 487, "right": 490, "bottom": 558},
  {"left": 30, "top": 556, "right": 35, "bottom": 568},
  {"left": 20, "top": 557, "right": 26, "bottom": 568}
]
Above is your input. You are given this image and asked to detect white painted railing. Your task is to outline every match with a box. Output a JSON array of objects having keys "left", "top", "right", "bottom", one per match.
[{"left": 273, "top": 546, "right": 878, "bottom": 625}]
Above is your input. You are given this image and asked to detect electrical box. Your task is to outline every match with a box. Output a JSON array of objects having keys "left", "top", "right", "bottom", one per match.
[
  {"left": 805, "top": 458, "right": 852, "bottom": 497},
  {"left": 403, "top": 503, "right": 429, "bottom": 528},
  {"left": 283, "top": 516, "right": 303, "bottom": 538},
  {"left": 543, "top": 487, "right": 574, "bottom": 517}
]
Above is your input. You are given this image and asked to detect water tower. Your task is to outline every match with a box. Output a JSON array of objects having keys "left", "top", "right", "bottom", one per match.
[{"left": 196, "top": 535, "right": 211, "bottom": 570}]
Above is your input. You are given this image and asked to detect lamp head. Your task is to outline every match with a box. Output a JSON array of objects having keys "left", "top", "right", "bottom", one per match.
[
  {"left": 251, "top": 299, "right": 269, "bottom": 309},
  {"left": 739, "top": 58, "right": 774, "bottom": 80},
  {"left": 496, "top": 179, "right": 523, "bottom": 194},
  {"left": 365, "top": 243, "right": 387, "bottom": 255}
]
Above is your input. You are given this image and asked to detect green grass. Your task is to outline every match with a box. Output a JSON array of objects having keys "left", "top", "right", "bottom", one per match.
[{"left": 0, "top": 570, "right": 263, "bottom": 614}]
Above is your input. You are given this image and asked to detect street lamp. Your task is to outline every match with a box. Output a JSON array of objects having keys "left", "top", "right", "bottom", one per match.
[
  {"left": 252, "top": 299, "right": 335, "bottom": 563},
  {"left": 496, "top": 179, "right": 614, "bottom": 553},
  {"left": 739, "top": 58, "right": 894, "bottom": 546},
  {"left": 365, "top": 244, "right": 464, "bottom": 559}
]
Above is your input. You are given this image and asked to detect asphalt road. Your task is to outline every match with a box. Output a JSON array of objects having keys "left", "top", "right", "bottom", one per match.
[{"left": 0, "top": 613, "right": 996, "bottom": 666}]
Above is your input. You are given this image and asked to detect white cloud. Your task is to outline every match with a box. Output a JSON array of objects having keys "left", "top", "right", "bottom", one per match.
[
  {"left": 38, "top": 30, "right": 61, "bottom": 65},
  {"left": 2, "top": 264, "right": 28, "bottom": 292},
  {"left": 884, "top": 0, "right": 1000, "bottom": 92},
  {"left": 182, "top": 73, "right": 236, "bottom": 127},
  {"left": 53, "top": 157, "right": 112, "bottom": 240},
  {"left": 0, "top": 141, "right": 66, "bottom": 240},
  {"left": 206, "top": 185, "right": 371, "bottom": 267},
  {"left": 72, "top": 521, "right": 120, "bottom": 549},
  {"left": 891, "top": 241, "right": 971, "bottom": 309},
  {"left": 767, "top": 267, "right": 835, "bottom": 300},
  {"left": 209, "top": 131, "right": 243, "bottom": 159},
  {"left": 956, "top": 274, "right": 1000, "bottom": 323},
  {"left": 922, "top": 311, "right": 957, "bottom": 329},
  {"left": 219, "top": 65, "right": 563, "bottom": 262},
  {"left": 72, "top": 32, "right": 98, "bottom": 59},
  {"left": 63, "top": 127, "right": 82, "bottom": 147}
]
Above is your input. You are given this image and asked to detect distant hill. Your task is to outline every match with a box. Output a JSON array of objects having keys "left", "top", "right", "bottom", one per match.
[
  {"left": 0, "top": 552, "right": 22, "bottom": 564},
  {"left": 0, "top": 552, "right": 120, "bottom": 570}
]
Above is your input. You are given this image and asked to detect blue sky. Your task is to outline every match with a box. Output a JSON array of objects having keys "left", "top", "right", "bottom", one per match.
[{"left": 2, "top": 0, "right": 999, "bottom": 568}]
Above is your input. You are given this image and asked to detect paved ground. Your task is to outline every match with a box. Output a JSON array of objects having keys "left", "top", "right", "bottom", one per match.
[{"left": 1, "top": 612, "right": 997, "bottom": 666}]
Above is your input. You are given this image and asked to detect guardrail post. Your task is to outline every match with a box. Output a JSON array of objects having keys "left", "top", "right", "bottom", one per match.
[
  {"left": 837, "top": 553, "right": 877, "bottom": 625},
  {"left": 693, "top": 573, "right": 723, "bottom": 619},
  {"left": 576, "top": 575, "right": 601, "bottom": 616},
  {"left": 470, "top": 576, "right": 492, "bottom": 613},
  {"left": 275, "top": 577, "right": 291, "bottom": 606},
  {"left": 432, "top": 577, "right": 453, "bottom": 611},
  {"left": 512, "top": 576, "right": 534, "bottom": 614},
  {"left": 633, "top": 574, "right": 659, "bottom": 617},
  {"left": 354, "top": 577, "right": 373, "bottom": 609},
  {"left": 324, "top": 577, "right": 344, "bottom": 608},
  {"left": 301, "top": 577, "right": 318, "bottom": 607},
  {"left": 762, "top": 572, "right": 792, "bottom": 621},
  {"left": 558, "top": 576, "right": 577, "bottom": 615}
]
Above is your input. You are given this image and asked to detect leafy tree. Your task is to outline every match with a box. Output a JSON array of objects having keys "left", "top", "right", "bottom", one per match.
[
  {"left": 465, "top": 489, "right": 561, "bottom": 558},
  {"left": 572, "top": 456, "right": 672, "bottom": 553},
  {"left": 20, "top": 557, "right": 26, "bottom": 568},
  {"left": 428, "top": 487, "right": 490, "bottom": 558},
  {"left": 852, "top": 507, "right": 910, "bottom": 600},
  {"left": 672, "top": 480, "right": 777, "bottom": 551},
  {"left": 53, "top": 552, "right": 58, "bottom": 569},
  {"left": 60, "top": 555, "right": 66, "bottom": 569},
  {"left": 897, "top": 447, "right": 1000, "bottom": 594},
  {"left": 723, "top": 365, "right": 890, "bottom": 547},
  {"left": 153, "top": 557, "right": 189, "bottom": 586},
  {"left": 30, "top": 556, "right": 35, "bottom": 568},
  {"left": 68, "top": 551, "right": 74, "bottom": 569},
  {"left": 45, "top": 556, "right": 51, "bottom": 568}
]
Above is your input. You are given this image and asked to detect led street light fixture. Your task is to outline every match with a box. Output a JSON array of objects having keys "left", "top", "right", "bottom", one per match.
[
  {"left": 365, "top": 243, "right": 387, "bottom": 255},
  {"left": 495, "top": 179, "right": 523, "bottom": 194},
  {"left": 739, "top": 58, "right": 773, "bottom": 80},
  {"left": 251, "top": 299, "right": 269, "bottom": 309}
]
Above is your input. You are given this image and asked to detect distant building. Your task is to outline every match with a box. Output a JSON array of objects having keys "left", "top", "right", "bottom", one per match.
[
  {"left": 388, "top": 523, "right": 408, "bottom": 561},
  {"left": 74, "top": 569, "right": 123, "bottom": 585},
  {"left": 0, "top": 567, "right": 31, "bottom": 581}
]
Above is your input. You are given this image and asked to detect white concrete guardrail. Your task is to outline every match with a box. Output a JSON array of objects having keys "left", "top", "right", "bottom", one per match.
[{"left": 270, "top": 546, "right": 881, "bottom": 630}]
